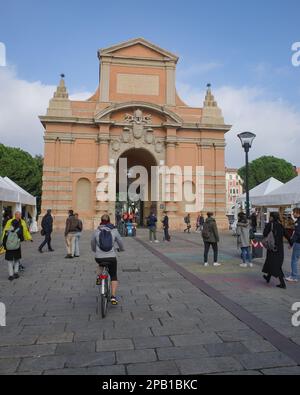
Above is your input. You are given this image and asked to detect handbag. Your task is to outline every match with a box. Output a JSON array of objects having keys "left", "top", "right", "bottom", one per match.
[
  {"left": 262, "top": 223, "right": 277, "bottom": 252},
  {"left": 41, "top": 229, "right": 46, "bottom": 236}
]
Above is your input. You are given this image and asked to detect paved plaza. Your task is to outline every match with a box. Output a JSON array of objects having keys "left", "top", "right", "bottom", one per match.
[{"left": 0, "top": 229, "right": 300, "bottom": 375}]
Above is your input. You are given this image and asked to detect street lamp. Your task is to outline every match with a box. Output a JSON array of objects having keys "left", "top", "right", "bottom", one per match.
[{"left": 238, "top": 132, "right": 256, "bottom": 219}]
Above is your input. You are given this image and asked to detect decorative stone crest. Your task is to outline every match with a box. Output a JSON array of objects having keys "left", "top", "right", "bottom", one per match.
[{"left": 124, "top": 109, "right": 152, "bottom": 140}]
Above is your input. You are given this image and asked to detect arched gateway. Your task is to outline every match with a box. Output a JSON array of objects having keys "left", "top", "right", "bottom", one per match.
[{"left": 40, "top": 38, "right": 231, "bottom": 230}]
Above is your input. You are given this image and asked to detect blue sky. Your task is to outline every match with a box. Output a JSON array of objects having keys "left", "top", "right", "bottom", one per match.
[{"left": 1, "top": 0, "right": 300, "bottom": 166}]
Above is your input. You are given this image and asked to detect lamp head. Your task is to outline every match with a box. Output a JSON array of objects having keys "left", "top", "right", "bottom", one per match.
[{"left": 238, "top": 132, "right": 256, "bottom": 152}]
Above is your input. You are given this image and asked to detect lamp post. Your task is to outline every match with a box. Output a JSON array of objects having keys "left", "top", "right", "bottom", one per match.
[{"left": 238, "top": 132, "right": 256, "bottom": 219}]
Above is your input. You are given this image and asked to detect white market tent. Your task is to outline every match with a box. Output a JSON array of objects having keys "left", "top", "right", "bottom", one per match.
[
  {"left": 0, "top": 176, "right": 37, "bottom": 234},
  {"left": 236, "top": 177, "right": 284, "bottom": 206},
  {"left": 3, "top": 177, "right": 36, "bottom": 207},
  {"left": 254, "top": 176, "right": 300, "bottom": 207},
  {"left": 0, "top": 177, "right": 18, "bottom": 203}
]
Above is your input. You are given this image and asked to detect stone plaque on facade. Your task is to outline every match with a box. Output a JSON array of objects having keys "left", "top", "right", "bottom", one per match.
[{"left": 117, "top": 74, "right": 159, "bottom": 96}]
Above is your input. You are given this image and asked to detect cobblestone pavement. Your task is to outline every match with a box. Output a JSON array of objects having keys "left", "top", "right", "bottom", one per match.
[{"left": 0, "top": 229, "right": 299, "bottom": 375}]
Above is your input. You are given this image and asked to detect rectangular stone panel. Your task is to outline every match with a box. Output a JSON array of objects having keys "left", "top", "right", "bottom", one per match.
[{"left": 117, "top": 73, "right": 159, "bottom": 96}]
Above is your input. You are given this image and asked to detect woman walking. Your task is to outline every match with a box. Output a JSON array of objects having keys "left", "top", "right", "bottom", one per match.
[
  {"left": 262, "top": 212, "right": 292, "bottom": 289},
  {"left": 1, "top": 211, "right": 32, "bottom": 279},
  {"left": 237, "top": 212, "right": 253, "bottom": 268}
]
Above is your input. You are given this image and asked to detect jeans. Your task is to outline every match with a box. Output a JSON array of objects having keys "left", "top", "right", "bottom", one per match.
[
  {"left": 241, "top": 247, "right": 252, "bottom": 263},
  {"left": 39, "top": 233, "right": 52, "bottom": 251},
  {"left": 74, "top": 232, "right": 81, "bottom": 256},
  {"left": 204, "top": 242, "right": 218, "bottom": 263},
  {"left": 149, "top": 227, "right": 157, "bottom": 241},
  {"left": 291, "top": 243, "right": 300, "bottom": 279},
  {"left": 7, "top": 259, "right": 20, "bottom": 277}
]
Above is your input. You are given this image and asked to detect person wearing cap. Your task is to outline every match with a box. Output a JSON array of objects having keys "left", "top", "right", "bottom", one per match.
[{"left": 38, "top": 209, "right": 54, "bottom": 253}]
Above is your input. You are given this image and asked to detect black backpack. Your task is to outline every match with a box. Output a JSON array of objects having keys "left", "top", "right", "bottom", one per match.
[
  {"left": 98, "top": 228, "right": 113, "bottom": 252},
  {"left": 202, "top": 222, "right": 211, "bottom": 240}
]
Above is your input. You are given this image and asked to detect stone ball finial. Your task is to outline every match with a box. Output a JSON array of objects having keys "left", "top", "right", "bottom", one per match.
[{"left": 60, "top": 73, "right": 65, "bottom": 79}]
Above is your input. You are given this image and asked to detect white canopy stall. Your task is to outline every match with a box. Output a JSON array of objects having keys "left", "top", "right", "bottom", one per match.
[
  {"left": 0, "top": 176, "right": 37, "bottom": 235},
  {"left": 254, "top": 176, "right": 300, "bottom": 207},
  {"left": 236, "top": 177, "right": 284, "bottom": 206}
]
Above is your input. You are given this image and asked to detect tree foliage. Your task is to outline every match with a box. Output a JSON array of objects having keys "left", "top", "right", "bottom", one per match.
[
  {"left": 238, "top": 156, "right": 296, "bottom": 190},
  {"left": 0, "top": 144, "right": 43, "bottom": 210}
]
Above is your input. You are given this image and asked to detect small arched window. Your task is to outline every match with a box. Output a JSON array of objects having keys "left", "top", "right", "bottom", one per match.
[{"left": 76, "top": 178, "right": 91, "bottom": 211}]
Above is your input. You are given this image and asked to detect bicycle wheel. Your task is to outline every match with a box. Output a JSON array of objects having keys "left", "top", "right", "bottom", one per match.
[{"left": 100, "top": 279, "right": 109, "bottom": 318}]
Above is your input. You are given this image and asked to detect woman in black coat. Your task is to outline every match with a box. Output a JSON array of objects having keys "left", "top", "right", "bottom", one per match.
[{"left": 262, "top": 212, "right": 292, "bottom": 289}]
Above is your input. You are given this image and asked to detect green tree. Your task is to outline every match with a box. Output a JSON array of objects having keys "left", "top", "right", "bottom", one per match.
[
  {"left": 0, "top": 144, "right": 43, "bottom": 213},
  {"left": 238, "top": 156, "right": 296, "bottom": 191}
]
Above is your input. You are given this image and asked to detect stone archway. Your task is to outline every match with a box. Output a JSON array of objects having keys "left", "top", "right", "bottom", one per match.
[{"left": 116, "top": 148, "right": 158, "bottom": 226}]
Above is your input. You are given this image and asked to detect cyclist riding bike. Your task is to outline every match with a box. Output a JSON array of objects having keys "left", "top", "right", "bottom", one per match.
[{"left": 91, "top": 214, "right": 125, "bottom": 305}]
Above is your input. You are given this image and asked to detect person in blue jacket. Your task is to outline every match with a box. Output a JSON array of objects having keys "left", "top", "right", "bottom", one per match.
[{"left": 147, "top": 212, "right": 159, "bottom": 243}]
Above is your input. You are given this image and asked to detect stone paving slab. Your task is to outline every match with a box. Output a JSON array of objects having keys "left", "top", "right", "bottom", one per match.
[
  {"left": 127, "top": 361, "right": 180, "bottom": 375},
  {"left": 0, "top": 230, "right": 299, "bottom": 375},
  {"left": 175, "top": 356, "right": 244, "bottom": 375}
]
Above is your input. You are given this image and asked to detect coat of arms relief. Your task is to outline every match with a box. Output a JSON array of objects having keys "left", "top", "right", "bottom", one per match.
[
  {"left": 111, "top": 109, "right": 164, "bottom": 154},
  {"left": 124, "top": 109, "right": 152, "bottom": 140}
]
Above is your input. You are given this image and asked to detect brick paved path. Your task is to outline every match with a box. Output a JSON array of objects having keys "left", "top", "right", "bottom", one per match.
[{"left": 0, "top": 229, "right": 299, "bottom": 375}]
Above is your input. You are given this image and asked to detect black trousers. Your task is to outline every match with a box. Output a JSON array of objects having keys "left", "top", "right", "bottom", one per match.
[
  {"left": 39, "top": 233, "right": 52, "bottom": 251},
  {"left": 204, "top": 242, "right": 218, "bottom": 263},
  {"left": 164, "top": 228, "right": 170, "bottom": 241}
]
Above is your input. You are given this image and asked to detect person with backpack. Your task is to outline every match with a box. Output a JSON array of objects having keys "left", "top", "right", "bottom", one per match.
[
  {"left": 262, "top": 212, "right": 292, "bottom": 289},
  {"left": 147, "top": 212, "right": 159, "bottom": 243},
  {"left": 91, "top": 214, "right": 125, "bottom": 305},
  {"left": 38, "top": 209, "right": 54, "bottom": 253},
  {"left": 236, "top": 212, "right": 253, "bottom": 268},
  {"left": 202, "top": 212, "right": 221, "bottom": 267},
  {"left": 1, "top": 212, "right": 32, "bottom": 281},
  {"left": 184, "top": 214, "right": 191, "bottom": 233},
  {"left": 286, "top": 208, "right": 300, "bottom": 283}
]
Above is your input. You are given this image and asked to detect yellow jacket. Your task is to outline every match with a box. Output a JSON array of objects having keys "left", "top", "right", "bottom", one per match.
[{"left": 1, "top": 218, "right": 32, "bottom": 242}]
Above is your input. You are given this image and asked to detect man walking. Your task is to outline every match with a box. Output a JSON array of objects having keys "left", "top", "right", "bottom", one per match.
[
  {"left": 147, "top": 212, "right": 159, "bottom": 243},
  {"left": 184, "top": 213, "right": 191, "bottom": 233},
  {"left": 286, "top": 208, "right": 300, "bottom": 283},
  {"left": 65, "top": 210, "right": 80, "bottom": 259},
  {"left": 38, "top": 209, "right": 54, "bottom": 253},
  {"left": 202, "top": 212, "right": 221, "bottom": 267}
]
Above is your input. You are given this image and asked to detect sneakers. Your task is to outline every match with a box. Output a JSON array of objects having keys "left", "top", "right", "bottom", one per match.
[
  {"left": 240, "top": 263, "right": 248, "bottom": 268},
  {"left": 154, "top": 240, "right": 159, "bottom": 243},
  {"left": 111, "top": 296, "right": 118, "bottom": 305},
  {"left": 8, "top": 276, "right": 14, "bottom": 282},
  {"left": 249, "top": 263, "right": 254, "bottom": 268},
  {"left": 204, "top": 262, "right": 209, "bottom": 267},
  {"left": 19, "top": 265, "right": 25, "bottom": 272},
  {"left": 285, "top": 276, "right": 299, "bottom": 283},
  {"left": 213, "top": 263, "right": 221, "bottom": 267},
  {"left": 14, "top": 273, "right": 19, "bottom": 279},
  {"left": 65, "top": 255, "right": 73, "bottom": 259}
]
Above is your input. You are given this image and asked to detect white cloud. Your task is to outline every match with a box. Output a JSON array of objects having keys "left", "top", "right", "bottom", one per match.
[
  {"left": 0, "top": 67, "right": 92, "bottom": 156},
  {"left": 1, "top": 66, "right": 299, "bottom": 170},
  {"left": 0, "top": 67, "right": 54, "bottom": 155},
  {"left": 177, "top": 83, "right": 300, "bottom": 169}
]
